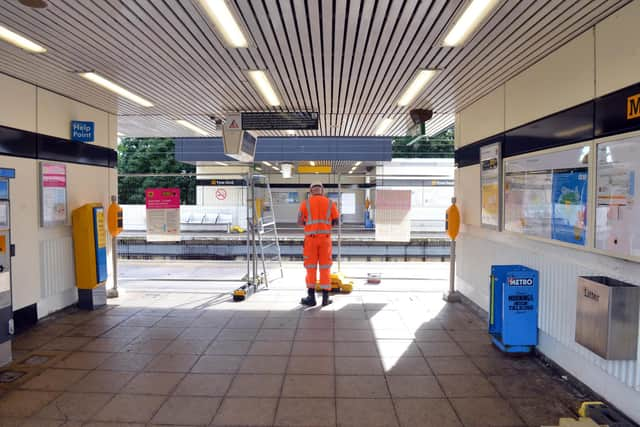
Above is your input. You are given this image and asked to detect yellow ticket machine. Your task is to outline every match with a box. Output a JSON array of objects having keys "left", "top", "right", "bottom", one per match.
[
  {"left": 0, "top": 168, "right": 15, "bottom": 366},
  {"left": 72, "top": 203, "right": 108, "bottom": 309}
]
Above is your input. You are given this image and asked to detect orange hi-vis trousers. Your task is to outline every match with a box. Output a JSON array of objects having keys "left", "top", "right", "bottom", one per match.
[{"left": 304, "top": 234, "right": 332, "bottom": 290}]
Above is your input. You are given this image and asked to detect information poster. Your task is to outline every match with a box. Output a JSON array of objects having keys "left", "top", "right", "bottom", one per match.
[
  {"left": 375, "top": 190, "right": 411, "bottom": 242},
  {"left": 40, "top": 163, "right": 67, "bottom": 227},
  {"left": 480, "top": 143, "right": 501, "bottom": 229},
  {"left": 596, "top": 138, "right": 640, "bottom": 257},
  {"left": 146, "top": 188, "right": 180, "bottom": 242},
  {"left": 341, "top": 193, "right": 356, "bottom": 215},
  {"left": 504, "top": 146, "right": 589, "bottom": 245}
]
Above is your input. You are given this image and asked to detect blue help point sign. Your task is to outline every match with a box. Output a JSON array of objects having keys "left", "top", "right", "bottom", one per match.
[{"left": 70, "top": 121, "right": 95, "bottom": 142}]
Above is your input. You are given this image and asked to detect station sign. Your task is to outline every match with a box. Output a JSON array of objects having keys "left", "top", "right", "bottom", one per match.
[
  {"left": 240, "top": 111, "right": 319, "bottom": 130},
  {"left": 70, "top": 121, "right": 95, "bottom": 142},
  {"left": 196, "top": 179, "right": 246, "bottom": 186}
]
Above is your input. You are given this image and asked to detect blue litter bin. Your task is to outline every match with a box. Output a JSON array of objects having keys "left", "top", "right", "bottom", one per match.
[{"left": 489, "top": 265, "right": 539, "bottom": 353}]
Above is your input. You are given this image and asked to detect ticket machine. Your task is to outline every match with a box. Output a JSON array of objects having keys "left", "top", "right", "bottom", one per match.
[{"left": 0, "top": 168, "right": 15, "bottom": 366}]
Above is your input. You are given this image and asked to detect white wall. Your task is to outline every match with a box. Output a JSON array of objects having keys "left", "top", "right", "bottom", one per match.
[
  {"left": 454, "top": 2, "right": 640, "bottom": 422},
  {"left": 0, "top": 74, "right": 116, "bottom": 317}
]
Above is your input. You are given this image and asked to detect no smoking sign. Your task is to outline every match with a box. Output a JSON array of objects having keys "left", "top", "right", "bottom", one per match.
[{"left": 215, "top": 188, "right": 227, "bottom": 200}]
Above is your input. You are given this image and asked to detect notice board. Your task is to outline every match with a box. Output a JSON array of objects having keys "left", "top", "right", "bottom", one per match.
[
  {"left": 504, "top": 146, "right": 589, "bottom": 246},
  {"left": 595, "top": 136, "right": 640, "bottom": 257},
  {"left": 480, "top": 143, "right": 501, "bottom": 229},
  {"left": 146, "top": 188, "right": 180, "bottom": 242},
  {"left": 40, "top": 162, "right": 68, "bottom": 227}
]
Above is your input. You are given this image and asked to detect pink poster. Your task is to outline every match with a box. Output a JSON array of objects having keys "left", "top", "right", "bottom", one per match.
[
  {"left": 145, "top": 188, "right": 180, "bottom": 209},
  {"left": 42, "top": 164, "right": 67, "bottom": 187}
]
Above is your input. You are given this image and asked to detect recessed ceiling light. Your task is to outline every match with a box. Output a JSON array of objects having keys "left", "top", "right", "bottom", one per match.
[
  {"left": 271, "top": 166, "right": 280, "bottom": 171},
  {"left": 397, "top": 69, "right": 437, "bottom": 107},
  {"left": 215, "top": 161, "right": 227, "bottom": 166},
  {"left": 310, "top": 161, "right": 316, "bottom": 166},
  {"left": 355, "top": 161, "right": 362, "bottom": 167},
  {"left": 176, "top": 120, "right": 209, "bottom": 136},
  {"left": 0, "top": 24, "right": 46, "bottom": 53},
  {"left": 348, "top": 170, "right": 354, "bottom": 175},
  {"left": 375, "top": 118, "right": 394, "bottom": 136},
  {"left": 443, "top": 0, "right": 499, "bottom": 47},
  {"left": 199, "top": 0, "right": 248, "bottom": 48},
  {"left": 286, "top": 130, "right": 296, "bottom": 136},
  {"left": 262, "top": 161, "right": 272, "bottom": 167},
  {"left": 79, "top": 72, "right": 153, "bottom": 107},
  {"left": 247, "top": 70, "right": 281, "bottom": 106}
]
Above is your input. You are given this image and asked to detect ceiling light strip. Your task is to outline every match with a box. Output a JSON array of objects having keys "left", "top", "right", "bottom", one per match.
[
  {"left": 199, "top": 0, "right": 248, "bottom": 48},
  {"left": 176, "top": 120, "right": 209, "bottom": 136},
  {"left": 0, "top": 25, "right": 46, "bottom": 53},
  {"left": 79, "top": 72, "right": 153, "bottom": 107},
  {"left": 443, "top": 0, "right": 499, "bottom": 47},
  {"left": 397, "top": 69, "right": 437, "bottom": 107},
  {"left": 375, "top": 118, "right": 394, "bottom": 136},
  {"left": 247, "top": 70, "right": 281, "bottom": 106}
]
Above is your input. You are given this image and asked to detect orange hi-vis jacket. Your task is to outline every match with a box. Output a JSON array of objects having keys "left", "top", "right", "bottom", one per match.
[{"left": 299, "top": 195, "right": 339, "bottom": 236}]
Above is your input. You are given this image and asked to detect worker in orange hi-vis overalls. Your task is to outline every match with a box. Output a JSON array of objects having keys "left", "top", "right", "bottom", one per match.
[{"left": 297, "top": 182, "right": 340, "bottom": 307}]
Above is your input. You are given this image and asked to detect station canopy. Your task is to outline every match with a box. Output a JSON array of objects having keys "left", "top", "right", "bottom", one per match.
[{"left": 0, "top": 0, "right": 627, "bottom": 138}]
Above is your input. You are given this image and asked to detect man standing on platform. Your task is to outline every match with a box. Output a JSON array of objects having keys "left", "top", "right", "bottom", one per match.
[{"left": 297, "top": 182, "right": 340, "bottom": 307}]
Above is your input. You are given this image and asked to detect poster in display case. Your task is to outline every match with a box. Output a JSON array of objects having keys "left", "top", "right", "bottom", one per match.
[
  {"left": 40, "top": 162, "right": 68, "bottom": 227},
  {"left": 504, "top": 146, "right": 589, "bottom": 245},
  {"left": 480, "top": 143, "right": 501, "bottom": 229},
  {"left": 595, "top": 137, "right": 640, "bottom": 257}
]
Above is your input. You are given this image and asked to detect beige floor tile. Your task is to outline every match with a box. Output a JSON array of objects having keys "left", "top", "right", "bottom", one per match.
[
  {"left": 225, "top": 317, "right": 265, "bottom": 329},
  {"left": 376, "top": 340, "right": 421, "bottom": 357},
  {"left": 239, "top": 356, "right": 289, "bottom": 374},
  {"left": 179, "top": 327, "right": 221, "bottom": 340},
  {"left": 145, "top": 353, "right": 199, "bottom": 372},
  {"left": 381, "top": 357, "right": 432, "bottom": 375},
  {"left": 334, "top": 329, "right": 374, "bottom": 342},
  {"left": 151, "top": 396, "right": 220, "bottom": 425},
  {"left": 191, "top": 355, "right": 243, "bottom": 374},
  {"left": 386, "top": 375, "right": 443, "bottom": 398},
  {"left": 101, "top": 326, "right": 147, "bottom": 339},
  {"left": 122, "top": 315, "right": 162, "bottom": 327},
  {"left": 212, "top": 397, "right": 277, "bottom": 426},
  {"left": 275, "top": 398, "right": 336, "bottom": 426},
  {"left": 335, "top": 319, "right": 370, "bottom": 330},
  {"left": 393, "top": 398, "right": 462, "bottom": 427},
  {"left": 155, "top": 317, "right": 195, "bottom": 328},
  {"left": 336, "top": 375, "right": 389, "bottom": 398},
  {"left": 99, "top": 352, "right": 154, "bottom": 371},
  {"left": 122, "top": 339, "right": 171, "bottom": 354},
  {"left": 205, "top": 340, "right": 252, "bottom": 356},
  {"left": 417, "top": 341, "right": 465, "bottom": 357},
  {"left": 227, "top": 374, "right": 284, "bottom": 397},
  {"left": 139, "top": 327, "right": 184, "bottom": 340},
  {"left": 450, "top": 397, "right": 525, "bottom": 427},
  {"left": 173, "top": 373, "right": 233, "bottom": 396},
  {"left": 413, "top": 330, "right": 452, "bottom": 342},
  {"left": 282, "top": 375, "right": 335, "bottom": 397},
  {"left": 291, "top": 341, "right": 334, "bottom": 356},
  {"left": 82, "top": 337, "right": 133, "bottom": 352},
  {"left": 68, "top": 370, "right": 134, "bottom": 393},
  {"left": 426, "top": 357, "right": 482, "bottom": 375},
  {"left": 162, "top": 339, "right": 212, "bottom": 355},
  {"left": 217, "top": 328, "right": 259, "bottom": 341},
  {"left": 335, "top": 357, "right": 383, "bottom": 375},
  {"left": 287, "top": 356, "right": 335, "bottom": 375},
  {"left": 298, "top": 318, "right": 334, "bottom": 329},
  {"left": 335, "top": 342, "right": 378, "bottom": 357},
  {"left": 54, "top": 352, "right": 113, "bottom": 370},
  {"left": 249, "top": 340, "right": 293, "bottom": 356},
  {"left": 92, "top": 394, "right": 166, "bottom": 423},
  {"left": 336, "top": 398, "right": 398, "bottom": 427},
  {"left": 295, "top": 328, "right": 334, "bottom": 341},
  {"left": 438, "top": 374, "right": 499, "bottom": 397},
  {"left": 20, "top": 368, "right": 88, "bottom": 391},
  {"left": 256, "top": 328, "right": 296, "bottom": 341},
  {"left": 41, "top": 337, "right": 92, "bottom": 352},
  {"left": 371, "top": 329, "right": 414, "bottom": 340},
  {"left": 0, "top": 390, "right": 61, "bottom": 418},
  {"left": 261, "top": 317, "right": 299, "bottom": 329},
  {"left": 121, "top": 372, "right": 184, "bottom": 394},
  {"left": 34, "top": 392, "right": 113, "bottom": 421}
]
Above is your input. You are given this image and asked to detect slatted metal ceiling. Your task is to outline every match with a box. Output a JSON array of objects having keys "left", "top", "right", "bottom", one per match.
[{"left": 0, "top": 0, "right": 630, "bottom": 138}]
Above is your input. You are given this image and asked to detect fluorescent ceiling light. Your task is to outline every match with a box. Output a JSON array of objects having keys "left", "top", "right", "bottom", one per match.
[
  {"left": 0, "top": 25, "right": 46, "bottom": 53},
  {"left": 397, "top": 69, "right": 437, "bottom": 107},
  {"left": 271, "top": 166, "right": 279, "bottom": 171},
  {"left": 247, "top": 70, "right": 281, "bottom": 106},
  {"left": 215, "top": 161, "right": 227, "bottom": 166},
  {"left": 117, "top": 132, "right": 125, "bottom": 137},
  {"left": 310, "top": 161, "right": 316, "bottom": 166},
  {"left": 348, "top": 170, "right": 354, "bottom": 175},
  {"left": 199, "top": 0, "right": 248, "bottom": 48},
  {"left": 262, "top": 161, "right": 272, "bottom": 167},
  {"left": 375, "top": 118, "right": 394, "bottom": 135},
  {"left": 355, "top": 161, "right": 362, "bottom": 167},
  {"left": 287, "top": 130, "right": 296, "bottom": 135},
  {"left": 443, "top": 0, "right": 499, "bottom": 47},
  {"left": 79, "top": 72, "right": 153, "bottom": 107},
  {"left": 255, "top": 166, "right": 262, "bottom": 171},
  {"left": 176, "top": 120, "right": 209, "bottom": 136}
]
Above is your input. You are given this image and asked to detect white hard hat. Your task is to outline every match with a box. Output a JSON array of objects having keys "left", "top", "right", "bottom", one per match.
[{"left": 310, "top": 181, "right": 323, "bottom": 189}]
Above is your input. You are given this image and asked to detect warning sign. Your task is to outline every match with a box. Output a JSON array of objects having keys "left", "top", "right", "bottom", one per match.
[
  {"left": 229, "top": 120, "right": 240, "bottom": 129},
  {"left": 216, "top": 189, "right": 227, "bottom": 200}
]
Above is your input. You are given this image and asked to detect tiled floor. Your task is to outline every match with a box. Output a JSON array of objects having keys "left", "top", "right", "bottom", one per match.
[{"left": 0, "top": 279, "right": 585, "bottom": 426}]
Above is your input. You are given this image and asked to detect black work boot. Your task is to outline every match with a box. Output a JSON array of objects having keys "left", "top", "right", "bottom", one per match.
[
  {"left": 322, "top": 290, "right": 333, "bottom": 307},
  {"left": 301, "top": 288, "right": 317, "bottom": 306}
]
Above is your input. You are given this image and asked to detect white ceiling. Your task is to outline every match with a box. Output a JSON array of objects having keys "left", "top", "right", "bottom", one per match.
[{"left": 0, "top": 0, "right": 630, "bottom": 138}]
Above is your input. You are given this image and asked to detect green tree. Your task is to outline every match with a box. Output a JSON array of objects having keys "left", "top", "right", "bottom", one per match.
[
  {"left": 392, "top": 126, "right": 454, "bottom": 158},
  {"left": 117, "top": 137, "right": 196, "bottom": 204}
]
